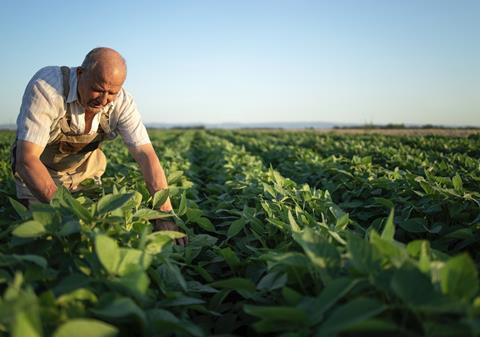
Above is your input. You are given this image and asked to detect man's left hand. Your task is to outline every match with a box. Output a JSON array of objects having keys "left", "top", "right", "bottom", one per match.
[{"left": 153, "top": 219, "right": 188, "bottom": 246}]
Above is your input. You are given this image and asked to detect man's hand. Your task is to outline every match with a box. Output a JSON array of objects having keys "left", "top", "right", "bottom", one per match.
[{"left": 153, "top": 219, "right": 188, "bottom": 246}]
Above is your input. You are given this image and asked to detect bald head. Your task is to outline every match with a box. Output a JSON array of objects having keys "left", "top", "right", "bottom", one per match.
[
  {"left": 77, "top": 47, "right": 127, "bottom": 113},
  {"left": 81, "top": 47, "right": 127, "bottom": 83}
]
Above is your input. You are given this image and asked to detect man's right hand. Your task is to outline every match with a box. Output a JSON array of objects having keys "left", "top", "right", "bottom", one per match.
[{"left": 153, "top": 219, "right": 188, "bottom": 246}]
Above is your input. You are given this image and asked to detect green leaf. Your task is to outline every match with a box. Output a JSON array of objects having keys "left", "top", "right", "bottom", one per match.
[
  {"left": 8, "top": 197, "right": 30, "bottom": 220},
  {"left": 187, "top": 281, "right": 218, "bottom": 293},
  {"left": 116, "top": 248, "right": 152, "bottom": 276},
  {"left": 373, "top": 197, "right": 394, "bottom": 209},
  {"left": 381, "top": 208, "right": 395, "bottom": 241},
  {"left": 186, "top": 208, "right": 202, "bottom": 221},
  {"left": 329, "top": 205, "right": 349, "bottom": 231},
  {"left": 293, "top": 228, "right": 340, "bottom": 272},
  {"left": 91, "top": 297, "right": 146, "bottom": 325},
  {"left": 53, "top": 319, "right": 118, "bottom": 337},
  {"left": 195, "top": 217, "right": 215, "bottom": 232},
  {"left": 0, "top": 279, "right": 43, "bottom": 337},
  {"left": 440, "top": 253, "right": 478, "bottom": 301},
  {"left": 157, "top": 294, "right": 205, "bottom": 306},
  {"left": 257, "top": 271, "right": 287, "bottom": 291},
  {"left": 56, "top": 288, "right": 98, "bottom": 305},
  {"left": 287, "top": 210, "right": 301, "bottom": 232},
  {"left": 346, "top": 232, "right": 380, "bottom": 274},
  {"left": 282, "top": 287, "right": 302, "bottom": 305},
  {"left": 399, "top": 218, "right": 427, "bottom": 233},
  {"left": 10, "top": 254, "right": 48, "bottom": 269},
  {"left": 261, "top": 251, "right": 311, "bottom": 270},
  {"left": 132, "top": 191, "right": 143, "bottom": 209},
  {"left": 58, "top": 220, "right": 81, "bottom": 236},
  {"left": 95, "top": 234, "right": 120, "bottom": 274},
  {"left": 31, "top": 203, "right": 57, "bottom": 225},
  {"left": 452, "top": 174, "right": 463, "bottom": 193},
  {"left": 315, "top": 298, "right": 386, "bottom": 337},
  {"left": 10, "top": 288, "right": 43, "bottom": 337},
  {"left": 301, "top": 278, "right": 357, "bottom": 325},
  {"left": 12, "top": 220, "right": 46, "bottom": 238},
  {"left": 133, "top": 208, "right": 172, "bottom": 220},
  {"left": 147, "top": 309, "right": 204, "bottom": 337},
  {"left": 167, "top": 171, "right": 183, "bottom": 184},
  {"left": 343, "top": 319, "right": 399, "bottom": 334},
  {"left": 176, "top": 191, "right": 187, "bottom": 216},
  {"left": 391, "top": 266, "right": 445, "bottom": 308},
  {"left": 97, "top": 193, "right": 134, "bottom": 216},
  {"left": 152, "top": 189, "right": 169, "bottom": 209},
  {"left": 154, "top": 263, "right": 187, "bottom": 292},
  {"left": 227, "top": 218, "right": 246, "bottom": 238},
  {"left": 52, "top": 273, "right": 91, "bottom": 295},
  {"left": 244, "top": 305, "right": 307, "bottom": 323},
  {"left": 335, "top": 213, "right": 350, "bottom": 231},
  {"left": 145, "top": 235, "right": 171, "bottom": 255},
  {"left": 272, "top": 169, "right": 285, "bottom": 186},
  {"left": 12, "top": 309, "right": 43, "bottom": 337},
  {"left": 149, "top": 230, "right": 186, "bottom": 240},
  {"left": 406, "top": 240, "right": 431, "bottom": 272},
  {"left": 115, "top": 270, "right": 150, "bottom": 295},
  {"left": 219, "top": 247, "right": 241, "bottom": 271},
  {"left": 211, "top": 277, "right": 256, "bottom": 294},
  {"left": 61, "top": 190, "right": 93, "bottom": 222},
  {"left": 369, "top": 231, "right": 408, "bottom": 268}
]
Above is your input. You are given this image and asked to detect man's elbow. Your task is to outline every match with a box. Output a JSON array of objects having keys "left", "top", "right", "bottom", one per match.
[{"left": 130, "top": 144, "right": 157, "bottom": 164}]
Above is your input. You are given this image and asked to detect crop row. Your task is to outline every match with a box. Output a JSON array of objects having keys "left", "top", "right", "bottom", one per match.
[{"left": 216, "top": 130, "right": 480, "bottom": 258}]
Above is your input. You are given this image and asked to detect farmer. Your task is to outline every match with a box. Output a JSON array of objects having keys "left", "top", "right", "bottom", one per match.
[{"left": 11, "top": 47, "right": 187, "bottom": 245}]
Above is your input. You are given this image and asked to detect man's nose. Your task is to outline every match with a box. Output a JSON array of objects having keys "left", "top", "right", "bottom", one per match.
[{"left": 99, "top": 92, "right": 108, "bottom": 105}]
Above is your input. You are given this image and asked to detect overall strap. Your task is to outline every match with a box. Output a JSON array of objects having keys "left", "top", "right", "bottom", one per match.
[
  {"left": 61, "top": 66, "right": 70, "bottom": 99},
  {"left": 99, "top": 105, "right": 113, "bottom": 134},
  {"left": 59, "top": 66, "right": 72, "bottom": 134}
]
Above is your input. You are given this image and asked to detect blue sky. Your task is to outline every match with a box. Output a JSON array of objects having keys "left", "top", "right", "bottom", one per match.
[{"left": 0, "top": 0, "right": 478, "bottom": 126}]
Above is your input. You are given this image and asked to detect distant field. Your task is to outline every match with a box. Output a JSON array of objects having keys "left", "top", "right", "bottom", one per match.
[
  {"left": 0, "top": 130, "right": 479, "bottom": 336},
  {"left": 323, "top": 128, "right": 480, "bottom": 137}
]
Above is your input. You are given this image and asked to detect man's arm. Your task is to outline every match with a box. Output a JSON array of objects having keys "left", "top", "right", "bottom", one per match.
[
  {"left": 128, "top": 143, "right": 173, "bottom": 212},
  {"left": 16, "top": 140, "right": 57, "bottom": 202},
  {"left": 129, "top": 143, "right": 187, "bottom": 245}
]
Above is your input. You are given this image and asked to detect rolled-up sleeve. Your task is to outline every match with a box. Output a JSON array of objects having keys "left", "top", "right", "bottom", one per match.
[
  {"left": 115, "top": 89, "right": 151, "bottom": 147},
  {"left": 16, "top": 70, "right": 60, "bottom": 147}
]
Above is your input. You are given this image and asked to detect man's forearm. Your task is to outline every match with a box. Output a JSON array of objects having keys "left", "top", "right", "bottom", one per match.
[
  {"left": 130, "top": 144, "right": 186, "bottom": 244},
  {"left": 17, "top": 157, "right": 57, "bottom": 202},
  {"left": 131, "top": 145, "right": 173, "bottom": 212},
  {"left": 143, "top": 162, "right": 174, "bottom": 212}
]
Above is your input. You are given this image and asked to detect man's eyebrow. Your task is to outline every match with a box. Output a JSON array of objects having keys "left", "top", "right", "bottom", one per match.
[{"left": 91, "top": 85, "right": 120, "bottom": 94}]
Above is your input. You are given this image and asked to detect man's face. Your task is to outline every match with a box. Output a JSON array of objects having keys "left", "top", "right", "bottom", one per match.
[{"left": 76, "top": 67, "right": 124, "bottom": 113}]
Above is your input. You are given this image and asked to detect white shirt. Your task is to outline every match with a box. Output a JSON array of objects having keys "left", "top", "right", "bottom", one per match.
[{"left": 16, "top": 66, "right": 151, "bottom": 147}]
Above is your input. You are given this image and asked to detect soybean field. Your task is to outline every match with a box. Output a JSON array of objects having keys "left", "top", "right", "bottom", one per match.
[{"left": 0, "top": 129, "right": 479, "bottom": 337}]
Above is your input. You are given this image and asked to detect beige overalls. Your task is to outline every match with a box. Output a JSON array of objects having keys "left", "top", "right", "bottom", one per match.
[{"left": 12, "top": 66, "right": 112, "bottom": 203}]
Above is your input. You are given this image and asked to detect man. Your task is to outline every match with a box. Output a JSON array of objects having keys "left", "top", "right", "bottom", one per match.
[{"left": 12, "top": 47, "right": 187, "bottom": 245}]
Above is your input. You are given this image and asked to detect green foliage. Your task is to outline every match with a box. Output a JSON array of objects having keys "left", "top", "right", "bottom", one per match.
[{"left": 0, "top": 130, "right": 479, "bottom": 336}]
